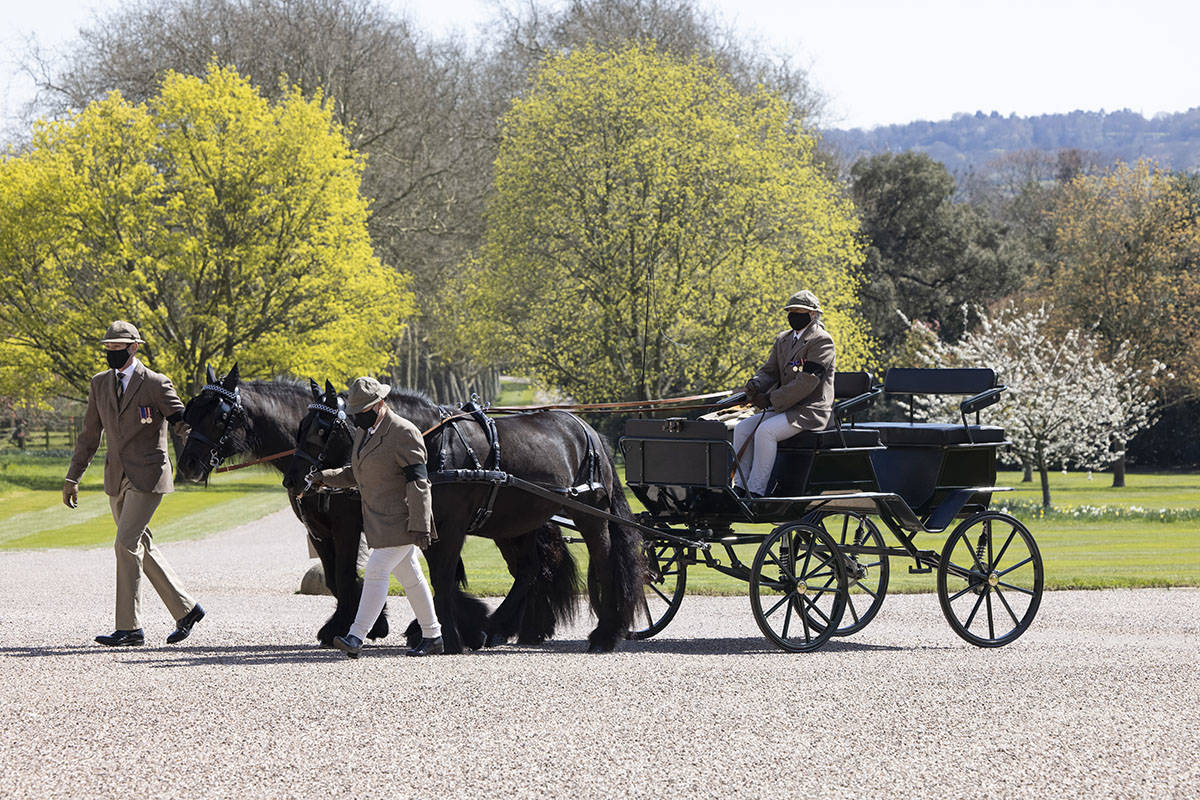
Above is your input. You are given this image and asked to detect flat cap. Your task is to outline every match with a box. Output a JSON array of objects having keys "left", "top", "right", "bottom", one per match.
[{"left": 782, "top": 290, "right": 822, "bottom": 313}]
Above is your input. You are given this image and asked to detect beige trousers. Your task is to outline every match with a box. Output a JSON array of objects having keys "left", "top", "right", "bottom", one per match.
[{"left": 110, "top": 478, "right": 195, "bottom": 630}]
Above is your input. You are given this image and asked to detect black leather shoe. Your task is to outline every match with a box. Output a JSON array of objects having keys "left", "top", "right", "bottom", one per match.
[
  {"left": 333, "top": 634, "right": 363, "bottom": 658},
  {"left": 167, "top": 604, "right": 205, "bottom": 644},
  {"left": 96, "top": 629, "right": 144, "bottom": 647},
  {"left": 406, "top": 636, "right": 444, "bottom": 657}
]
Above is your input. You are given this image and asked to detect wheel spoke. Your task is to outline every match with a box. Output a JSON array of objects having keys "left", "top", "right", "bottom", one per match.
[
  {"left": 766, "top": 549, "right": 797, "bottom": 585},
  {"left": 994, "top": 585, "right": 1021, "bottom": 627},
  {"left": 782, "top": 595, "right": 794, "bottom": 639},
  {"left": 963, "top": 589, "right": 987, "bottom": 631},
  {"left": 763, "top": 592, "right": 792, "bottom": 620},
  {"left": 963, "top": 535, "right": 986, "bottom": 573},
  {"left": 992, "top": 529, "right": 1017, "bottom": 571},
  {"left": 986, "top": 590, "right": 995, "bottom": 640},
  {"left": 638, "top": 592, "right": 652, "bottom": 624},
  {"left": 800, "top": 593, "right": 832, "bottom": 627},
  {"left": 797, "top": 595, "right": 812, "bottom": 643},
  {"left": 996, "top": 580, "right": 1035, "bottom": 596},
  {"left": 997, "top": 556, "right": 1034, "bottom": 577},
  {"left": 649, "top": 582, "right": 672, "bottom": 605},
  {"left": 846, "top": 593, "right": 860, "bottom": 624},
  {"left": 801, "top": 533, "right": 816, "bottom": 575},
  {"left": 949, "top": 583, "right": 976, "bottom": 602}
]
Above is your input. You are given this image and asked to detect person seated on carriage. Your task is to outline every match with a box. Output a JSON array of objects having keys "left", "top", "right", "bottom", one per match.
[
  {"left": 733, "top": 289, "right": 836, "bottom": 497},
  {"left": 306, "top": 376, "right": 444, "bottom": 658}
]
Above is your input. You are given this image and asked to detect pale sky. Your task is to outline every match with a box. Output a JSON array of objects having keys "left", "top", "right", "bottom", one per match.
[{"left": 3, "top": 0, "right": 1198, "bottom": 133}]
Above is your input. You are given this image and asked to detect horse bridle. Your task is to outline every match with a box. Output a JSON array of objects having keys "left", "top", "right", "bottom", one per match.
[
  {"left": 293, "top": 397, "right": 354, "bottom": 485},
  {"left": 187, "top": 383, "right": 247, "bottom": 470}
]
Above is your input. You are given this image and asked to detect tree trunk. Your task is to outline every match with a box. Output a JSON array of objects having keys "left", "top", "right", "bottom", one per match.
[
  {"left": 1112, "top": 453, "right": 1126, "bottom": 488},
  {"left": 1036, "top": 446, "right": 1052, "bottom": 507},
  {"left": 1022, "top": 463, "right": 1033, "bottom": 482}
]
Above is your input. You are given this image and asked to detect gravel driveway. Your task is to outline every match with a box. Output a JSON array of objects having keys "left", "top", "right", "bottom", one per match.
[{"left": 1, "top": 508, "right": 1197, "bottom": 799}]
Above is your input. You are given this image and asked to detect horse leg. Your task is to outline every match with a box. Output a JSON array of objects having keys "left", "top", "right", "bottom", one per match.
[
  {"left": 485, "top": 535, "right": 537, "bottom": 646},
  {"left": 425, "top": 535, "right": 468, "bottom": 655},
  {"left": 578, "top": 497, "right": 643, "bottom": 653},
  {"left": 403, "top": 556, "right": 486, "bottom": 650},
  {"left": 517, "top": 523, "right": 579, "bottom": 645}
]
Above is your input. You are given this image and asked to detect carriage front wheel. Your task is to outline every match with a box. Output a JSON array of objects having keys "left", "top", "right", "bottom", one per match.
[
  {"left": 936, "top": 512, "right": 1043, "bottom": 647},
  {"left": 749, "top": 523, "right": 847, "bottom": 653},
  {"left": 628, "top": 541, "right": 687, "bottom": 640}
]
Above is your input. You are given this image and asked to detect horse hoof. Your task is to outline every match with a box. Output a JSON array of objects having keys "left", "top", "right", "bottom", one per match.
[
  {"left": 484, "top": 631, "right": 507, "bottom": 648},
  {"left": 463, "top": 629, "right": 487, "bottom": 651}
]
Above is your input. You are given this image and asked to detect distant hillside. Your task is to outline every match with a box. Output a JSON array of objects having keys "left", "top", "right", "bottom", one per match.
[{"left": 823, "top": 108, "right": 1200, "bottom": 174}]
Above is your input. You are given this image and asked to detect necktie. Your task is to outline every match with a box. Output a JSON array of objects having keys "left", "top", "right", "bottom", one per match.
[
  {"left": 358, "top": 431, "right": 372, "bottom": 455},
  {"left": 114, "top": 370, "right": 124, "bottom": 402}
]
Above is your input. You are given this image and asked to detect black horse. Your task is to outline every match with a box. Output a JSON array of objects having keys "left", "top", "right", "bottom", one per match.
[
  {"left": 287, "top": 379, "right": 581, "bottom": 648},
  {"left": 175, "top": 366, "right": 579, "bottom": 648},
  {"left": 284, "top": 380, "right": 645, "bottom": 653}
]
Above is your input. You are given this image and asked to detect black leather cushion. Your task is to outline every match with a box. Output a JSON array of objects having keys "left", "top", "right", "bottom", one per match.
[
  {"left": 858, "top": 422, "right": 1005, "bottom": 445},
  {"left": 882, "top": 367, "right": 995, "bottom": 395},
  {"left": 778, "top": 427, "right": 881, "bottom": 449},
  {"left": 834, "top": 371, "right": 873, "bottom": 398}
]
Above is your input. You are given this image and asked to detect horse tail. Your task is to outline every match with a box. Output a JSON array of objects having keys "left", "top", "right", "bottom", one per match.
[{"left": 602, "top": 440, "right": 646, "bottom": 633}]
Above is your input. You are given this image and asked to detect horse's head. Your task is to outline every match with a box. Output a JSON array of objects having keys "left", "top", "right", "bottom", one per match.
[
  {"left": 177, "top": 364, "right": 247, "bottom": 483},
  {"left": 281, "top": 378, "right": 354, "bottom": 491}
]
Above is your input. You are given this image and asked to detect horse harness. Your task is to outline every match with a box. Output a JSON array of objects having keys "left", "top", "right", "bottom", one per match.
[{"left": 429, "top": 401, "right": 606, "bottom": 533}]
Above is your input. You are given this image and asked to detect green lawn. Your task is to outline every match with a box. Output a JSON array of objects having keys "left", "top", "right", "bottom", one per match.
[
  {"left": 0, "top": 452, "right": 289, "bottom": 550},
  {"left": 998, "top": 469, "right": 1200, "bottom": 509}
]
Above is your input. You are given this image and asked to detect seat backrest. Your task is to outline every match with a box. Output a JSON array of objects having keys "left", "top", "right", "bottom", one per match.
[
  {"left": 882, "top": 367, "right": 995, "bottom": 396},
  {"left": 834, "top": 370, "right": 874, "bottom": 399}
]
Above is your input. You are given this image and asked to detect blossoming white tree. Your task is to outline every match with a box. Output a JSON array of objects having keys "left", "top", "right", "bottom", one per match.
[{"left": 905, "top": 304, "right": 1160, "bottom": 506}]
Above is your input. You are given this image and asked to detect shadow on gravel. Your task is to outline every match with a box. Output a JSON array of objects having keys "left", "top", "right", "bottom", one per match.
[{"left": 472, "top": 637, "right": 939, "bottom": 656}]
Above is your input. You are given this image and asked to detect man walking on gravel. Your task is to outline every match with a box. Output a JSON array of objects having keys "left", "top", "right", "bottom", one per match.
[{"left": 63, "top": 321, "right": 206, "bottom": 647}]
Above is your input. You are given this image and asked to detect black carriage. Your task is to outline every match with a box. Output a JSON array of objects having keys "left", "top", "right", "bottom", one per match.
[{"left": 618, "top": 367, "right": 1044, "bottom": 652}]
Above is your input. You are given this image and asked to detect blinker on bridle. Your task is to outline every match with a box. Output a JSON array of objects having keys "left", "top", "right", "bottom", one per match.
[{"left": 188, "top": 383, "right": 246, "bottom": 469}]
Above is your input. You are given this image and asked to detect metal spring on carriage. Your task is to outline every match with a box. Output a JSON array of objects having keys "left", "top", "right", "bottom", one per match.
[
  {"left": 975, "top": 533, "right": 989, "bottom": 567},
  {"left": 852, "top": 519, "right": 866, "bottom": 548}
]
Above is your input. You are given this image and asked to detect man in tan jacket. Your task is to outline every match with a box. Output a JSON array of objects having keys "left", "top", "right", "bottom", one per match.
[
  {"left": 733, "top": 290, "right": 837, "bottom": 497},
  {"left": 63, "top": 321, "right": 205, "bottom": 647},
  {"left": 310, "top": 376, "right": 443, "bottom": 658}
]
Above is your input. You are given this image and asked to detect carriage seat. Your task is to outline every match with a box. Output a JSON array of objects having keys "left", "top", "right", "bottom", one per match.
[
  {"left": 857, "top": 367, "right": 1007, "bottom": 446},
  {"left": 778, "top": 427, "right": 881, "bottom": 450},
  {"left": 858, "top": 422, "right": 1005, "bottom": 446}
]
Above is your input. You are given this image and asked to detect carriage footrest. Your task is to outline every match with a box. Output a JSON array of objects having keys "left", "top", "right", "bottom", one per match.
[{"left": 908, "top": 564, "right": 932, "bottom": 574}]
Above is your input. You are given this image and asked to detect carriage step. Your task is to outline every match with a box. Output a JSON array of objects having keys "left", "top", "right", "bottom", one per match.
[{"left": 908, "top": 564, "right": 933, "bottom": 574}]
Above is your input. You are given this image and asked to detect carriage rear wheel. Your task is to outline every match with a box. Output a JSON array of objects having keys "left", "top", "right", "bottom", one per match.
[
  {"left": 936, "top": 512, "right": 1043, "bottom": 647},
  {"left": 749, "top": 523, "right": 847, "bottom": 653},
  {"left": 628, "top": 541, "right": 687, "bottom": 640},
  {"left": 806, "top": 511, "right": 889, "bottom": 637}
]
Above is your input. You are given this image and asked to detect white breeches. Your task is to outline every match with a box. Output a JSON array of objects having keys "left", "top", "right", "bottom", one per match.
[
  {"left": 349, "top": 544, "right": 441, "bottom": 641},
  {"left": 732, "top": 411, "right": 799, "bottom": 495}
]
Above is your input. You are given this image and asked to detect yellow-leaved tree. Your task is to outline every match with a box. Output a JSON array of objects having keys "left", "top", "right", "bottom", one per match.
[
  {"left": 458, "top": 44, "right": 871, "bottom": 402},
  {"left": 0, "top": 62, "right": 410, "bottom": 399}
]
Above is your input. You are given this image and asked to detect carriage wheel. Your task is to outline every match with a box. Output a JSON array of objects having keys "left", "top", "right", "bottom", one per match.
[
  {"left": 936, "top": 512, "right": 1043, "bottom": 647},
  {"left": 749, "top": 523, "right": 847, "bottom": 653},
  {"left": 807, "top": 511, "right": 889, "bottom": 637},
  {"left": 628, "top": 542, "right": 687, "bottom": 640}
]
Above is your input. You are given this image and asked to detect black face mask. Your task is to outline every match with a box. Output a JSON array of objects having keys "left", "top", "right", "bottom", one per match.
[
  {"left": 352, "top": 410, "right": 378, "bottom": 430},
  {"left": 788, "top": 312, "right": 811, "bottom": 331},
  {"left": 105, "top": 347, "right": 133, "bottom": 370}
]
